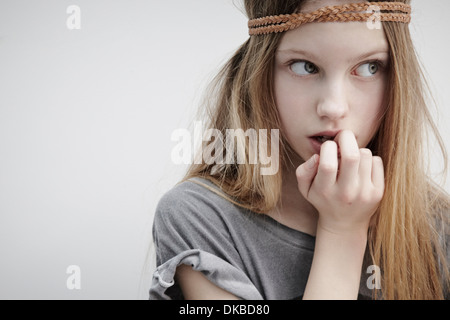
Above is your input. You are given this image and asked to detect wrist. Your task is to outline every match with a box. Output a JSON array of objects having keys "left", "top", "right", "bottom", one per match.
[
  {"left": 315, "top": 221, "right": 368, "bottom": 254},
  {"left": 304, "top": 220, "right": 368, "bottom": 300},
  {"left": 316, "top": 218, "right": 369, "bottom": 240}
]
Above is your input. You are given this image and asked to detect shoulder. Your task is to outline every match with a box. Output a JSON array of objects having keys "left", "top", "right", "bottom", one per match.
[
  {"left": 150, "top": 179, "right": 263, "bottom": 300},
  {"left": 154, "top": 178, "right": 237, "bottom": 226},
  {"left": 153, "top": 177, "right": 244, "bottom": 247},
  {"left": 152, "top": 178, "right": 250, "bottom": 270},
  {"left": 156, "top": 178, "right": 229, "bottom": 211}
]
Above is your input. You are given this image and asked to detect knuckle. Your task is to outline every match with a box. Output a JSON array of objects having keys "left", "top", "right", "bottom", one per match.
[
  {"left": 317, "top": 187, "right": 333, "bottom": 199},
  {"left": 340, "top": 192, "right": 355, "bottom": 205},
  {"left": 319, "top": 162, "right": 337, "bottom": 173},
  {"left": 342, "top": 152, "right": 360, "bottom": 164},
  {"left": 339, "top": 185, "right": 358, "bottom": 204}
]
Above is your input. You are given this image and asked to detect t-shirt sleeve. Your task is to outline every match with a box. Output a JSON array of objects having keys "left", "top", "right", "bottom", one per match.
[{"left": 149, "top": 181, "right": 263, "bottom": 300}]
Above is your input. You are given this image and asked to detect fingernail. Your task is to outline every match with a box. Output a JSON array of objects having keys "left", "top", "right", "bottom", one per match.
[{"left": 307, "top": 154, "right": 318, "bottom": 169}]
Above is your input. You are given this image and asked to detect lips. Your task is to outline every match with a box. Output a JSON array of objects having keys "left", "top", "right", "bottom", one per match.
[
  {"left": 310, "top": 131, "right": 340, "bottom": 142},
  {"left": 308, "top": 130, "right": 341, "bottom": 154},
  {"left": 314, "top": 135, "right": 336, "bottom": 143}
]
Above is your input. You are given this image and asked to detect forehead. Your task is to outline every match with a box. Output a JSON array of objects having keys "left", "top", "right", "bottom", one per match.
[
  {"left": 277, "top": 0, "right": 389, "bottom": 57},
  {"left": 277, "top": 21, "right": 389, "bottom": 57}
]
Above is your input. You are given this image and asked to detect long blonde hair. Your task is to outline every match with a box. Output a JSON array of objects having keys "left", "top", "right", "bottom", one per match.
[{"left": 184, "top": 0, "right": 449, "bottom": 299}]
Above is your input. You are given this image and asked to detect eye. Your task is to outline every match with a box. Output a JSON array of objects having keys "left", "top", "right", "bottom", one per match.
[
  {"left": 354, "top": 61, "right": 380, "bottom": 77},
  {"left": 290, "top": 61, "right": 318, "bottom": 76}
]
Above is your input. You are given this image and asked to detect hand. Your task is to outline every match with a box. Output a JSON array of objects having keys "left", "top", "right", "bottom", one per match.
[{"left": 296, "top": 130, "right": 385, "bottom": 235}]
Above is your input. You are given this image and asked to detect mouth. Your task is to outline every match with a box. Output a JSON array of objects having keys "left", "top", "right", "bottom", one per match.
[
  {"left": 312, "top": 135, "right": 336, "bottom": 144},
  {"left": 308, "top": 131, "right": 341, "bottom": 154},
  {"left": 310, "top": 131, "right": 341, "bottom": 143}
]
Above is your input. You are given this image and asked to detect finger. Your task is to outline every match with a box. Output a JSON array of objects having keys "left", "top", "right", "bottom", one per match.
[
  {"left": 335, "top": 130, "right": 360, "bottom": 187},
  {"left": 358, "top": 148, "right": 373, "bottom": 186},
  {"left": 296, "top": 154, "right": 319, "bottom": 199},
  {"left": 371, "top": 156, "right": 385, "bottom": 190},
  {"left": 315, "top": 140, "right": 338, "bottom": 187}
]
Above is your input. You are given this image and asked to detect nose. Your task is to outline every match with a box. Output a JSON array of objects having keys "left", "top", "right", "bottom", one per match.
[{"left": 316, "top": 78, "right": 349, "bottom": 121}]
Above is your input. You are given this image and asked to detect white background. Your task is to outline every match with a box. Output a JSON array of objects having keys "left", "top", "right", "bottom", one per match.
[{"left": 0, "top": 0, "right": 448, "bottom": 299}]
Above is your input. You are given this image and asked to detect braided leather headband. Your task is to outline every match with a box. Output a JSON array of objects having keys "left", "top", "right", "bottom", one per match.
[{"left": 248, "top": 2, "right": 411, "bottom": 35}]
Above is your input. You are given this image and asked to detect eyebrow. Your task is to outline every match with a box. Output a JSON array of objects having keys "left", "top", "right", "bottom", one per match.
[
  {"left": 277, "top": 48, "right": 390, "bottom": 63},
  {"left": 277, "top": 49, "right": 317, "bottom": 60}
]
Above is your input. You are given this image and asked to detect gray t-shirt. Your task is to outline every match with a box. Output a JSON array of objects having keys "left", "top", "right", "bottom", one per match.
[{"left": 149, "top": 178, "right": 447, "bottom": 300}]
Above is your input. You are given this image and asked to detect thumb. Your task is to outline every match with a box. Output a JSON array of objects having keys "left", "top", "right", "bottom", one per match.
[{"left": 296, "top": 154, "right": 319, "bottom": 199}]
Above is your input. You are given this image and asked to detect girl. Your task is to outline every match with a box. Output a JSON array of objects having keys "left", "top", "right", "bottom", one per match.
[{"left": 150, "top": 0, "right": 449, "bottom": 300}]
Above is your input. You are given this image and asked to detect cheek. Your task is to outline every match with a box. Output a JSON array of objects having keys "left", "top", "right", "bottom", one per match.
[
  {"left": 352, "top": 84, "right": 386, "bottom": 145},
  {"left": 274, "top": 73, "right": 313, "bottom": 132}
]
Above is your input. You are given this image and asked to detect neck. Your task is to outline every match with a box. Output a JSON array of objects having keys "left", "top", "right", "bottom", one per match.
[{"left": 267, "top": 154, "right": 319, "bottom": 236}]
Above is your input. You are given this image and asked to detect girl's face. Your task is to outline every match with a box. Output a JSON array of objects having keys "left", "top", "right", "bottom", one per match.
[{"left": 274, "top": 1, "right": 389, "bottom": 162}]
